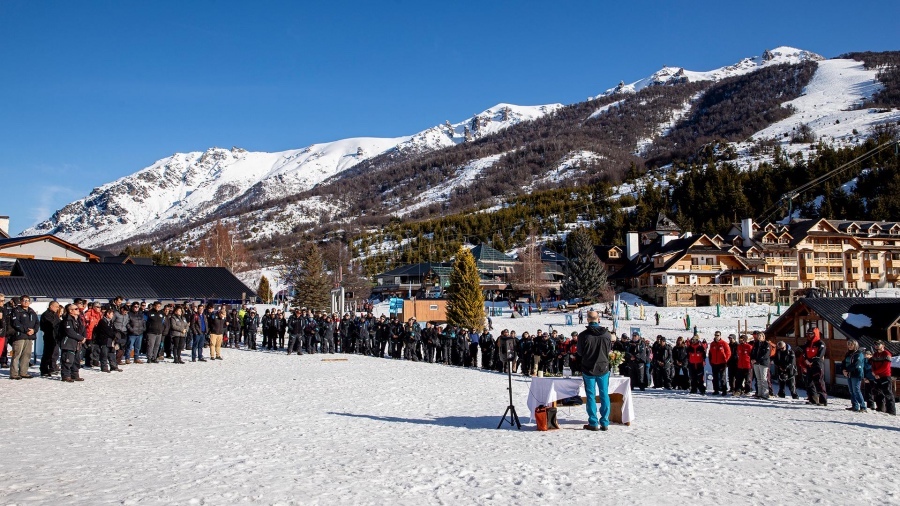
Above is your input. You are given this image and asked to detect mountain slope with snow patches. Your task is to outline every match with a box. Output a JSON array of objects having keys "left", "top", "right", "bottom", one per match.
[
  {"left": 593, "top": 46, "right": 823, "bottom": 98},
  {"left": 24, "top": 104, "right": 560, "bottom": 248},
  {"left": 25, "top": 47, "right": 900, "bottom": 253}
]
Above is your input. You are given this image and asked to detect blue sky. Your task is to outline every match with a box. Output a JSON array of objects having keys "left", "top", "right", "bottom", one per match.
[{"left": 1, "top": 0, "right": 897, "bottom": 235}]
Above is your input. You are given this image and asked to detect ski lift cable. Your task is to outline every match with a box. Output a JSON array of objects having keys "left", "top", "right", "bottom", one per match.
[{"left": 755, "top": 139, "right": 898, "bottom": 224}]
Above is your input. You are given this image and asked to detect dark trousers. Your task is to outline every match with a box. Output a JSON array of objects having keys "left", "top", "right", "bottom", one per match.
[
  {"left": 727, "top": 363, "right": 738, "bottom": 392},
  {"left": 469, "top": 343, "right": 479, "bottom": 368},
  {"left": 652, "top": 365, "right": 672, "bottom": 388},
  {"left": 171, "top": 337, "right": 185, "bottom": 362},
  {"left": 403, "top": 342, "right": 416, "bottom": 360},
  {"left": 807, "top": 368, "right": 827, "bottom": 404},
  {"left": 441, "top": 343, "right": 452, "bottom": 364},
  {"left": 40, "top": 338, "right": 59, "bottom": 375},
  {"left": 711, "top": 364, "right": 727, "bottom": 393},
  {"left": 61, "top": 350, "right": 79, "bottom": 380},
  {"left": 874, "top": 378, "right": 896, "bottom": 415},
  {"left": 164, "top": 335, "right": 172, "bottom": 357},
  {"left": 777, "top": 375, "right": 797, "bottom": 397},
  {"left": 247, "top": 331, "right": 257, "bottom": 350},
  {"left": 423, "top": 343, "right": 435, "bottom": 363},
  {"left": 287, "top": 334, "right": 302, "bottom": 354},
  {"left": 83, "top": 340, "right": 99, "bottom": 367},
  {"left": 735, "top": 368, "right": 750, "bottom": 393},
  {"left": 481, "top": 348, "right": 493, "bottom": 370},
  {"left": 688, "top": 364, "right": 706, "bottom": 393},
  {"left": 97, "top": 343, "right": 117, "bottom": 371}
]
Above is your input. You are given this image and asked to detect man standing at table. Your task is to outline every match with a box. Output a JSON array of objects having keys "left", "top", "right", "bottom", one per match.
[{"left": 577, "top": 310, "right": 612, "bottom": 432}]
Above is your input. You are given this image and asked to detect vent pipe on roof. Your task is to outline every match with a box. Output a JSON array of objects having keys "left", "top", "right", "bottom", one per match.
[
  {"left": 626, "top": 232, "right": 639, "bottom": 261},
  {"left": 741, "top": 218, "right": 753, "bottom": 247}
]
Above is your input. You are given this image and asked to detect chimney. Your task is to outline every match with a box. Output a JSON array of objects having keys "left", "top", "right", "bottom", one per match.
[
  {"left": 0, "top": 216, "right": 8, "bottom": 237},
  {"left": 741, "top": 218, "right": 753, "bottom": 247},
  {"left": 626, "top": 232, "right": 639, "bottom": 261}
]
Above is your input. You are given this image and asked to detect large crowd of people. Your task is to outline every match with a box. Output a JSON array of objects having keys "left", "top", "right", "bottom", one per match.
[{"left": 0, "top": 292, "right": 895, "bottom": 417}]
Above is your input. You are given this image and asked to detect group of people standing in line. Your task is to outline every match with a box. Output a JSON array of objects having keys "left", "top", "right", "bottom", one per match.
[{"left": 0, "top": 292, "right": 895, "bottom": 418}]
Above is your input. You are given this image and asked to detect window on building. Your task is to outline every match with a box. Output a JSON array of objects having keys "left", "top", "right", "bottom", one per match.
[{"left": 806, "top": 267, "right": 813, "bottom": 274}]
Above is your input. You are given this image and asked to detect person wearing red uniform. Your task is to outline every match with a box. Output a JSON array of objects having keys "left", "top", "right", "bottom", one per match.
[
  {"left": 687, "top": 334, "right": 707, "bottom": 395},
  {"left": 734, "top": 335, "right": 753, "bottom": 395},
  {"left": 803, "top": 327, "right": 827, "bottom": 406},
  {"left": 870, "top": 340, "right": 896, "bottom": 415},
  {"left": 708, "top": 331, "right": 732, "bottom": 396},
  {"left": 81, "top": 301, "right": 103, "bottom": 368}
]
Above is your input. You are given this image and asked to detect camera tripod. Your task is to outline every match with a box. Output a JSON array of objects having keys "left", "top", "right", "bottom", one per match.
[{"left": 497, "top": 360, "right": 521, "bottom": 429}]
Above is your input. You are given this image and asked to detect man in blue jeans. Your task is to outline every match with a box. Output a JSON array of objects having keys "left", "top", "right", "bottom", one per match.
[
  {"left": 125, "top": 302, "right": 145, "bottom": 364},
  {"left": 576, "top": 310, "right": 612, "bottom": 431}
]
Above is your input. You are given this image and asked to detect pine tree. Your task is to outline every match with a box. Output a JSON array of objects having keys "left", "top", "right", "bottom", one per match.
[
  {"left": 561, "top": 227, "right": 608, "bottom": 302},
  {"left": 291, "top": 244, "right": 332, "bottom": 311},
  {"left": 446, "top": 246, "right": 486, "bottom": 331},
  {"left": 257, "top": 275, "right": 273, "bottom": 304}
]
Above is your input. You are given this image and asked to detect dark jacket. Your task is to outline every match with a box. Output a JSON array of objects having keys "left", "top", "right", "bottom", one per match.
[
  {"left": 625, "top": 339, "right": 649, "bottom": 364},
  {"left": 10, "top": 305, "right": 39, "bottom": 341},
  {"left": 750, "top": 340, "right": 771, "bottom": 366},
  {"left": 126, "top": 310, "right": 146, "bottom": 335},
  {"left": 59, "top": 314, "right": 86, "bottom": 351},
  {"left": 40, "top": 309, "right": 61, "bottom": 345},
  {"left": 146, "top": 310, "right": 166, "bottom": 334},
  {"left": 94, "top": 317, "right": 118, "bottom": 347},
  {"left": 842, "top": 348, "right": 865, "bottom": 379},
  {"left": 576, "top": 324, "right": 612, "bottom": 376},
  {"left": 773, "top": 346, "right": 797, "bottom": 377},
  {"left": 287, "top": 315, "right": 304, "bottom": 335},
  {"left": 209, "top": 314, "right": 227, "bottom": 335}
]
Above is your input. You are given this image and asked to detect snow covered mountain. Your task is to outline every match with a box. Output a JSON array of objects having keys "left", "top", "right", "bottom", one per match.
[
  {"left": 25, "top": 46, "right": 899, "bottom": 253},
  {"left": 592, "top": 46, "right": 823, "bottom": 98},
  {"left": 24, "top": 103, "right": 562, "bottom": 248}
]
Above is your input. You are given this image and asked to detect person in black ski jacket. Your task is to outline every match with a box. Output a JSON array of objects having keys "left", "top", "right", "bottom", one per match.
[
  {"left": 144, "top": 302, "right": 166, "bottom": 364},
  {"left": 576, "top": 310, "right": 612, "bottom": 431},
  {"left": 39, "top": 301, "right": 62, "bottom": 377},
  {"left": 651, "top": 336, "right": 673, "bottom": 389},
  {"left": 94, "top": 308, "right": 122, "bottom": 372},
  {"left": 625, "top": 333, "right": 649, "bottom": 391},
  {"left": 59, "top": 304, "right": 86, "bottom": 382},
  {"left": 773, "top": 341, "right": 798, "bottom": 399}
]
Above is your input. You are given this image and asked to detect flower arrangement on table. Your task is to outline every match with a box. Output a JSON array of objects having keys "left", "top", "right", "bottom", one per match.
[{"left": 608, "top": 350, "right": 624, "bottom": 372}]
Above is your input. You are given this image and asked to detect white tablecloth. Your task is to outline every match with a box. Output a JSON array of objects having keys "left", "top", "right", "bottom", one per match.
[{"left": 527, "top": 376, "right": 635, "bottom": 424}]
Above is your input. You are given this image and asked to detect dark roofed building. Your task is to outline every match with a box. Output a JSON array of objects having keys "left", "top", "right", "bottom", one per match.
[
  {"left": 0, "top": 259, "right": 254, "bottom": 303},
  {"left": 767, "top": 297, "right": 900, "bottom": 391}
]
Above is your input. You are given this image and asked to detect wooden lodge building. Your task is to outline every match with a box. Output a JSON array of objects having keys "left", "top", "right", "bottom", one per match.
[
  {"left": 612, "top": 214, "right": 900, "bottom": 307},
  {"left": 766, "top": 297, "right": 900, "bottom": 391}
]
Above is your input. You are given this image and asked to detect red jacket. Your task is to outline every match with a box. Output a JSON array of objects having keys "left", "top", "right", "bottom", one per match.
[
  {"left": 708, "top": 338, "right": 731, "bottom": 365},
  {"left": 687, "top": 342, "right": 706, "bottom": 365},
  {"left": 871, "top": 350, "right": 893, "bottom": 378},
  {"left": 83, "top": 308, "right": 103, "bottom": 341},
  {"left": 737, "top": 343, "right": 753, "bottom": 369}
]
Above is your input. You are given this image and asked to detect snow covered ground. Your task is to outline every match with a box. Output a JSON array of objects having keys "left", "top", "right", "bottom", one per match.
[{"left": 3, "top": 321, "right": 899, "bottom": 505}]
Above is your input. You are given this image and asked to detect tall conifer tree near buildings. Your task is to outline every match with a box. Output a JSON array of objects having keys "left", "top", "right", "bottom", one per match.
[
  {"left": 446, "top": 246, "right": 486, "bottom": 331},
  {"left": 287, "top": 244, "right": 331, "bottom": 311},
  {"left": 561, "top": 227, "right": 608, "bottom": 302},
  {"left": 257, "top": 275, "right": 273, "bottom": 303}
]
